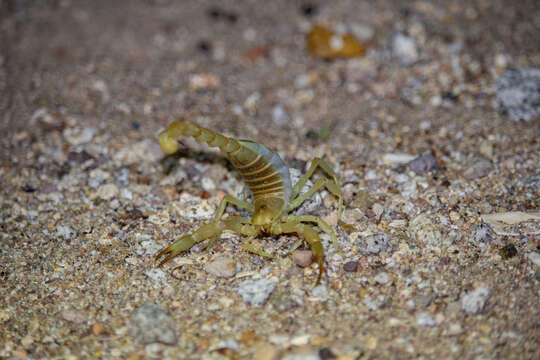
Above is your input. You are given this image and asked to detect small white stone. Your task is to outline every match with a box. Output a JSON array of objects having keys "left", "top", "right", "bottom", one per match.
[
  {"left": 201, "top": 177, "right": 216, "bottom": 192},
  {"left": 204, "top": 256, "right": 237, "bottom": 278},
  {"left": 237, "top": 278, "right": 277, "bottom": 307},
  {"left": 461, "top": 287, "right": 491, "bottom": 314},
  {"left": 448, "top": 323, "right": 463, "bottom": 335},
  {"left": 416, "top": 312, "right": 436, "bottom": 326},
  {"left": 391, "top": 33, "right": 418, "bottom": 65},
  {"left": 95, "top": 183, "right": 119, "bottom": 200},
  {"left": 272, "top": 105, "right": 289, "bottom": 126},
  {"left": 364, "top": 169, "right": 377, "bottom": 180},
  {"left": 374, "top": 271, "right": 390, "bottom": 284},
  {"left": 527, "top": 252, "right": 540, "bottom": 267}
]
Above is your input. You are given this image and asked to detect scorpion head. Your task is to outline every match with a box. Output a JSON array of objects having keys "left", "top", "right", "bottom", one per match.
[{"left": 252, "top": 197, "right": 284, "bottom": 226}]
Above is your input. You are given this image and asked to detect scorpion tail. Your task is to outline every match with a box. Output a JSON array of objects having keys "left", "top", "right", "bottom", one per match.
[{"left": 158, "top": 120, "right": 257, "bottom": 165}]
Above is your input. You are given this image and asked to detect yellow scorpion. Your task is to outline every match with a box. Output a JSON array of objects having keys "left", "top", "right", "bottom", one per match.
[{"left": 155, "top": 120, "right": 344, "bottom": 284}]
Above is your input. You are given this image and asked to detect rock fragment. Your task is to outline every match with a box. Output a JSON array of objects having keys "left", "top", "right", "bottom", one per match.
[
  {"left": 204, "top": 256, "right": 237, "bottom": 278},
  {"left": 461, "top": 287, "right": 491, "bottom": 314},
  {"left": 128, "top": 302, "right": 177, "bottom": 345},
  {"left": 237, "top": 278, "right": 277, "bottom": 307}
]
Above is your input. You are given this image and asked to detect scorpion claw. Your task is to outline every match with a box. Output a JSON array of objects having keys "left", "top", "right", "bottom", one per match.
[{"left": 155, "top": 248, "right": 176, "bottom": 267}]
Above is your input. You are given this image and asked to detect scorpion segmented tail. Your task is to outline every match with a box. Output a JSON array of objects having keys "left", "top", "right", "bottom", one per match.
[
  {"left": 159, "top": 120, "right": 292, "bottom": 206},
  {"left": 159, "top": 120, "right": 254, "bottom": 164}
]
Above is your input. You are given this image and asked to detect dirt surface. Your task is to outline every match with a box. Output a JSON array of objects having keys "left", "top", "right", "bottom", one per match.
[{"left": 1, "top": 1, "right": 539, "bottom": 359}]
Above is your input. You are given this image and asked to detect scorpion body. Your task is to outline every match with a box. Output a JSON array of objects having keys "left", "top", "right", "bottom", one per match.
[{"left": 156, "top": 120, "right": 343, "bottom": 284}]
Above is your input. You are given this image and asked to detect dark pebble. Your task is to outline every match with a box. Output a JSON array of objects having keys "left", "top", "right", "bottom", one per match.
[
  {"left": 225, "top": 12, "right": 238, "bottom": 23},
  {"left": 319, "top": 347, "right": 337, "bottom": 360},
  {"left": 197, "top": 40, "right": 212, "bottom": 53},
  {"left": 499, "top": 244, "right": 518, "bottom": 260},
  {"left": 343, "top": 261, "right": 359, "bottom": 272},
  {"left": 22, "top": 184, "right": 36, "bottom": 193},
  {"left": 301, "top": 3, "right": 318, "bottom": 17},
  {"left": 67, "top": 150, "right": 93, "bottom": 164},
  {"left": 408, "top": 154, "right": 439, "bottom": 174}
]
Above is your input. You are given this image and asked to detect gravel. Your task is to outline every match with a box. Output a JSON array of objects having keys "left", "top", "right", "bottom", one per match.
[
  {"left": 237, "top": 278, "right": 278, "bottom": 307},
  {"left": 1, "top": 1, "right": 538, "bottom": 358},
  {"left": 461, "top": 287, "right": 491, "bottom": 314},
  {"left": 204, "top": 256, "right": 238, "bottom": 278},
  {"left": 128, "top": 302, "right": 177, "bottom": 345},
  {"left": 493, "top": 67, "right": 540, "bottom": 121},
  {"left": 359, "top": 232, "right": 392, "bottom": 254}
]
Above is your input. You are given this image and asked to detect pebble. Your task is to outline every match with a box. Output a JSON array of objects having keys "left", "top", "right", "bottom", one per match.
[
  {"left": 272, "top": 105, "right": 290, "bottom": 126},
  {"left": 63, "top": 126, "right": 96, "bottom": 146},
  {"left": 56, "top": 225, "right": 76, "bottom": 239},
  {"left": 21, "top": 335, "right": 34, "bottom": 348},
  {"left": 343, "top": 260, "right": 358, "bottom": 272},
  {"left": 374, "top": 271, "right": 390, "bottom": 285},
  {"left": 95, "top": 183, "right": 119, "bottom": 200},
  {"left": 382, "top": 153, "right": 416, "bottom": 165},
  {"left": 461, "top": 287, "right": 491, "bottom": 314},
  {"left": 144, "top": 268, "right": 168, "bottom": 284},
  {"left": 237, "top": 278, "right": 277, "bottom": 307},
  {"left": 527, "top": 252, "right": 540, "bottom": 267},
  {"left": 372, "top": 203, "right": 385, "bottom": 219},
  {"left": 364, "top": 169, "right": 377, "bottom": 180},
  {"left": 115, "top": 167, "right": 130, "bottom": 186},
  {"left": 201, "top": 177, "right": 216, "bottom": 192},
  {"left": 524, "top": 171, "right": 540, "bottom": 190},
  {"left": 399, "top": 179, "right": 418, "bottom": 199},
  {"left": 61, "top": 309, "right": 88, "bottom": 324},
  {"left": 416, "top": 312, "right": 436, "bottom": 326},
  {"left": 214, "top": 338, "right": 239, "bottom": 351},
  {"left": 493, "top": 67, "right": 540, "bottom": 121},
  {"left": 463, "top": 157, "right": 493, "bottom": 179},
  {"left": 390, "top": 33, "right": 419, "bottom": 65},
  {"left": 292, "top": 250, "right": 313, "bottom": 268},
  {"left": 470, "top": 223, "right": 494, "bottom": 245},
  {"left": 360, "top": 232, "right": 392, "bottom": 254},
  {"left": 408, "top": 155, "right": 439, "bottom": 174},
  {"left": 409, "top": 214, "right": 442, "bottom": 246},
  {"left": 128, "top": 302, "right": 177, "bottom": 345},
  {"left": 448, "top": 323, "right": 463, "bottom": 335},
  {"left": 204, "top": 256, "right": 237, "bottom": 278},
  {"left": 282, "top": 353, "right": 319, "bottom": 360},
  {"left": 92, "top": 323, "right": 105, "bottom": 336},
  {"left": 189, "top": 73, "right": 220, "bottom": 90},
  {"left": 253, "top": 343, "right": 279, "bottom": 360},
  {"left": 311, "top": 285, "right": 328, "bottom": 299}
]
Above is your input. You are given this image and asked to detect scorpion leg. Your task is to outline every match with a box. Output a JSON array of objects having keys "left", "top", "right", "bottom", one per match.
[
  {"left": 272, "top": 221, "right": 325, "bottom": 285},
  {"left": 289, "top": 157, "right": 344, "bottom": 220},
  {"left": 156, "top": 216, "right": 257, "bottom": 266},
  {"left": 242, "top": 237, "right": 275, "bottom": 258},
  {"left": 284, "top": 214, "right": 342, "bottom": 256},
  {"left": 213, "top": 195, "right": 254, "bottom": 223},
  {"left": 155, "top": 221, "right": 226, "bottom": 266}
]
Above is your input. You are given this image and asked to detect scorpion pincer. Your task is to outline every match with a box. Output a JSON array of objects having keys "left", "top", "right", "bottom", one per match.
[{"left": 155, "top": 120, "right": 344, "bottom": 284}]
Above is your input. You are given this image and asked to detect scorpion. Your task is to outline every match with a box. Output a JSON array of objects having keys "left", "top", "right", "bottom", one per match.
[{"left": 155, "top": 120, "right": 344, "bottom": 284}]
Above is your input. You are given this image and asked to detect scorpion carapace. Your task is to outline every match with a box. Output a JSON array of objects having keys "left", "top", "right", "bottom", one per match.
[{"left": 156, "top": 120, "right": 344, "bottom": 284}]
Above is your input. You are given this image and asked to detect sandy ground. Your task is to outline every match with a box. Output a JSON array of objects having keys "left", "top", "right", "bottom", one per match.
[{"left": 1, "top": 1, "right": 539, "bottom": 359}]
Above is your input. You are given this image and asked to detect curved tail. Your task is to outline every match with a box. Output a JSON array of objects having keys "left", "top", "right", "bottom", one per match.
[
  {"left": 158, "top": 120, "right": 241, "bottom": 154},
  {"left": 158, "top": 120, "right": 258, "bottom": 166}
]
